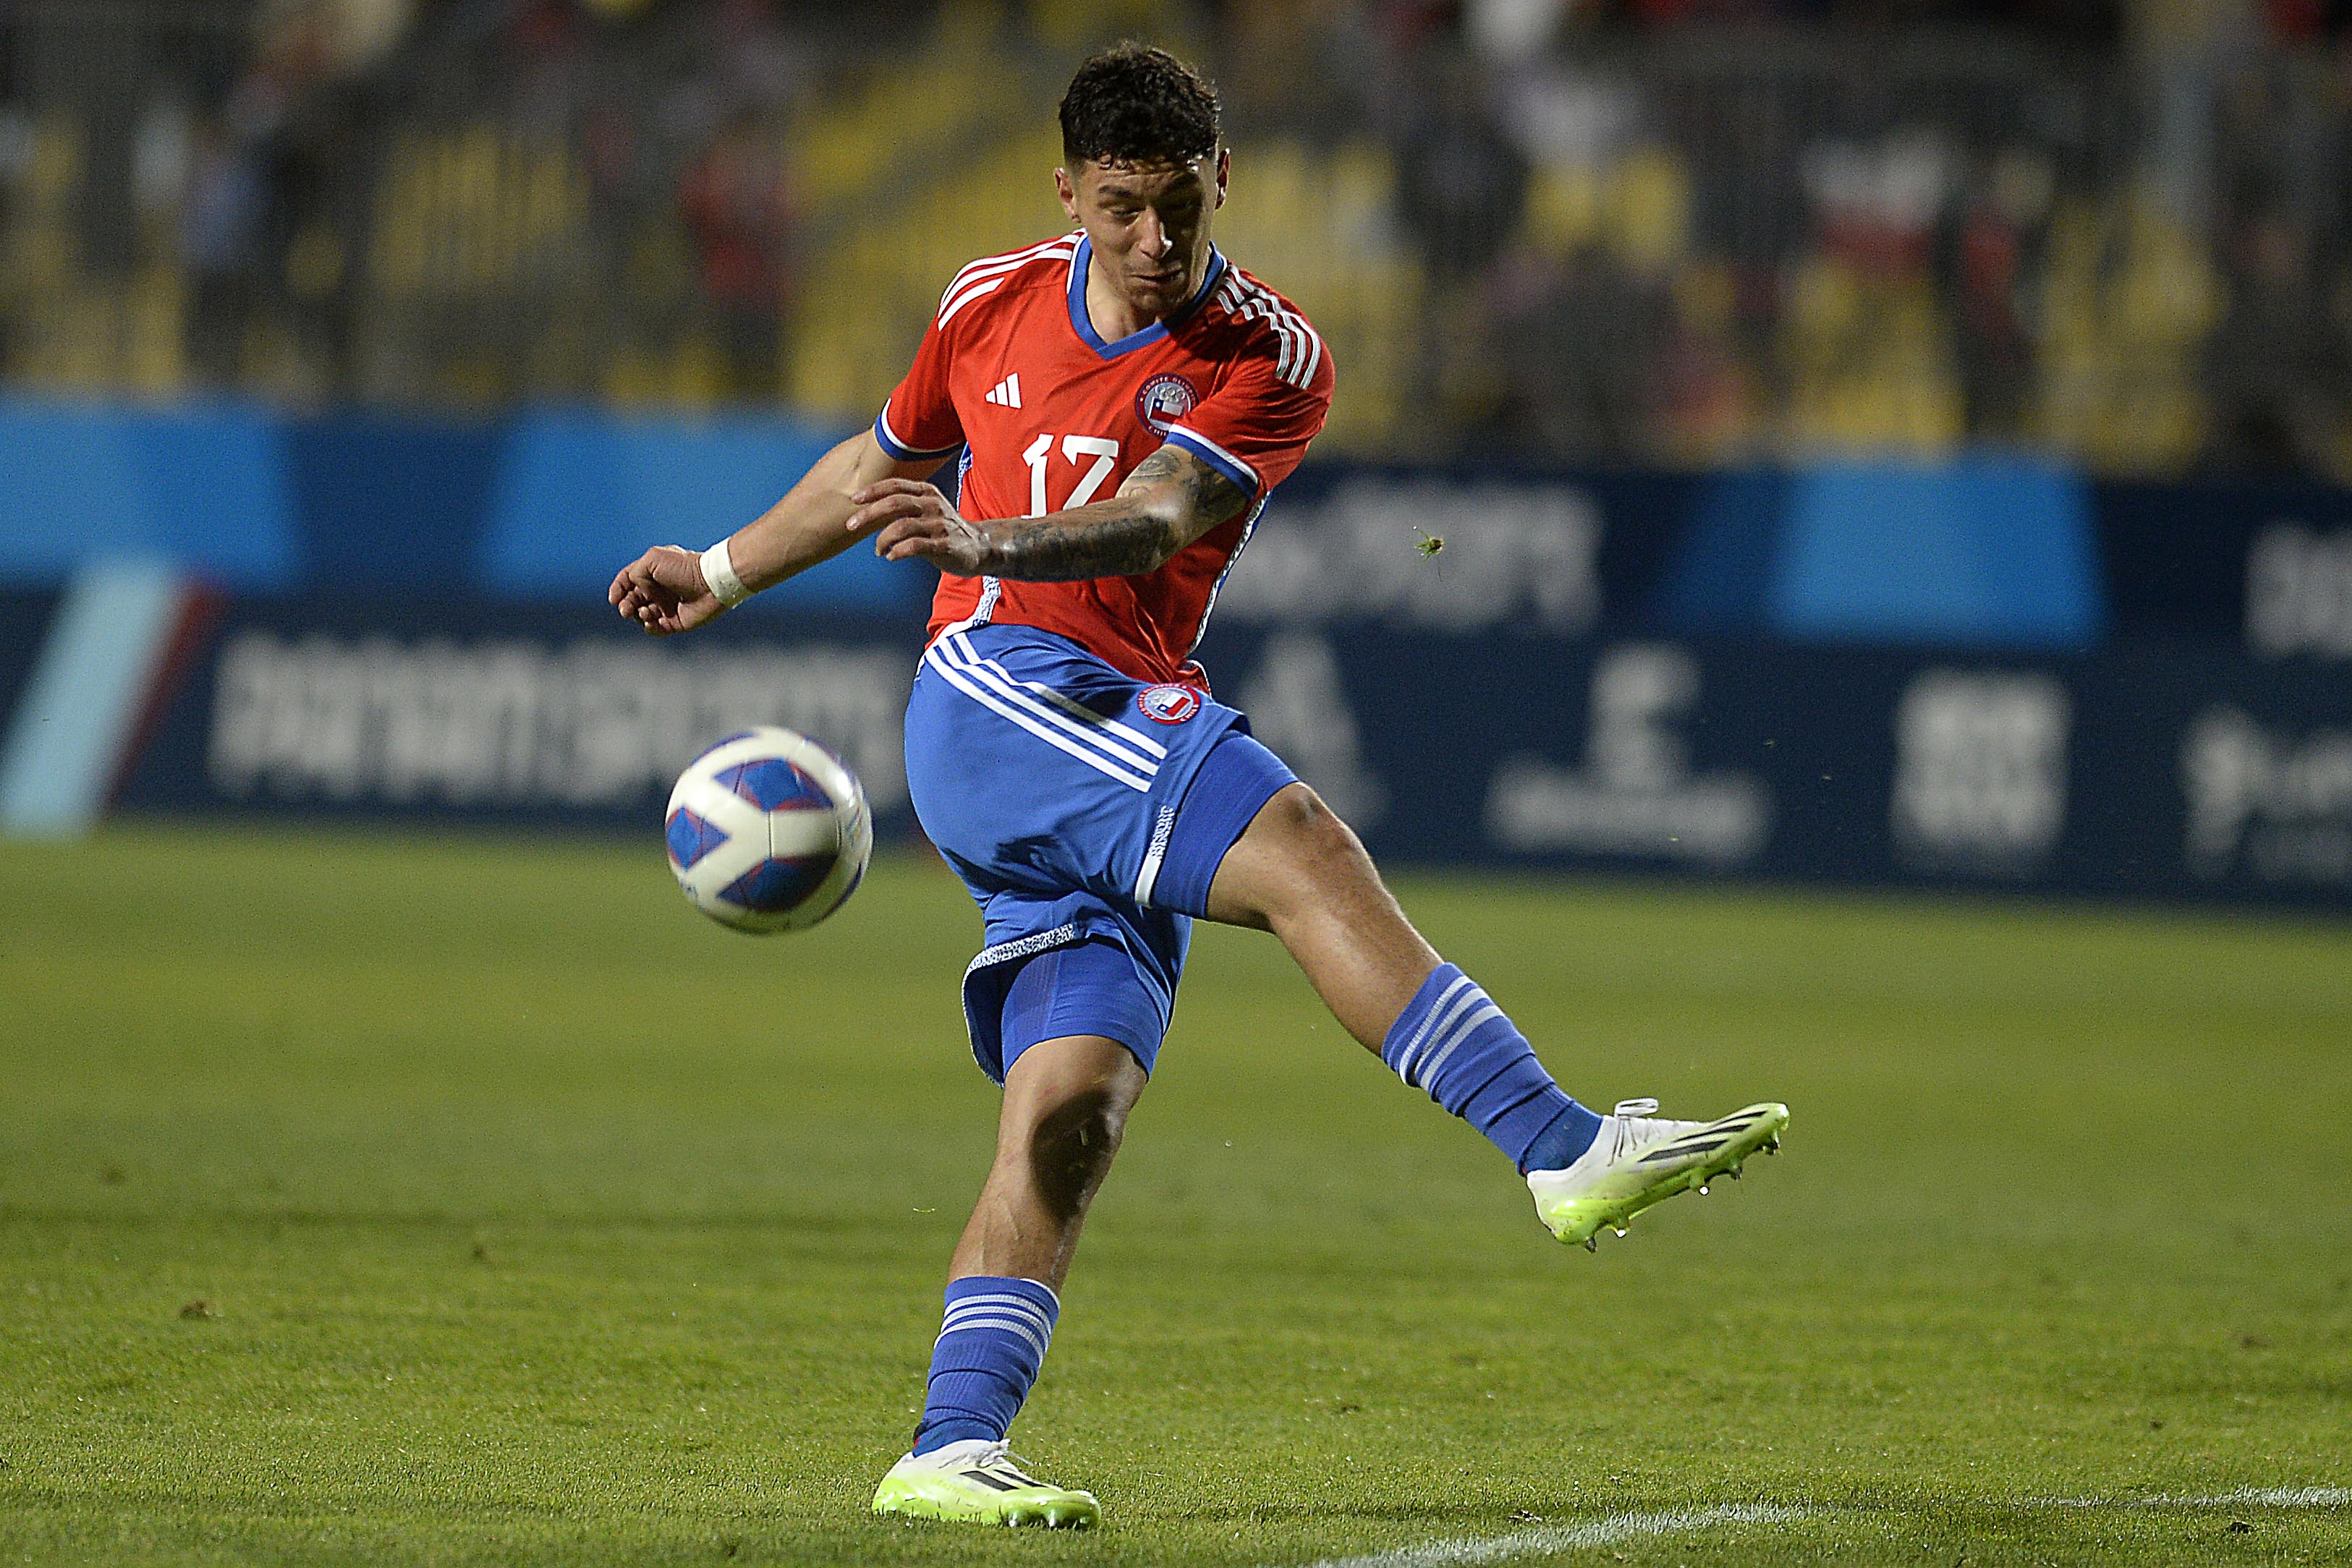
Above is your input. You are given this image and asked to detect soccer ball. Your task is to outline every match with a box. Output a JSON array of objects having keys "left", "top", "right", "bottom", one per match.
[{"left": 663, "top": 728, "right": 872, "bottom": 934}]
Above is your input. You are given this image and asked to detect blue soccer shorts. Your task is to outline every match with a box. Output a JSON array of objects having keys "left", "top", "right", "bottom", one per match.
[{"left": 904, "top": 623, "right": 1297, "bottom": 1083}]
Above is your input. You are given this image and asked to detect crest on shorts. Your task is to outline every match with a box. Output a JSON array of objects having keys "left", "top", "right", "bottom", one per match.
[
  {"left": 1134, "top": 373, "right": 1198, "bottom": 436},
  {"left": 1137, "top": 683, "right": 1201, "bottom": 725}
]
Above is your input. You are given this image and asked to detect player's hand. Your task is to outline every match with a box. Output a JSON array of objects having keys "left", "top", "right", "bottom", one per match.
[
  {"left": 852, "top": 480, "right": 993, "bottom": 576},
  {"left": 609, "top": 545, "right": 724, "bottom": 636}
]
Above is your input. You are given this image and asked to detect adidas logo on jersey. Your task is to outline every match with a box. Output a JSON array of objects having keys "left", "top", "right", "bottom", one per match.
[{"left": 985, "top": 373, "right": 1022, "bottom": 409}]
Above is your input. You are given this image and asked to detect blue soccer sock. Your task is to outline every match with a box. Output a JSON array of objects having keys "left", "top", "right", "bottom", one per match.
[
  {"left": 910, "top": 1275, "right": 1059, "bottom": 1454},
  {"left": 1381, "top": 963, "right": 1603, "bottom": 1174}
]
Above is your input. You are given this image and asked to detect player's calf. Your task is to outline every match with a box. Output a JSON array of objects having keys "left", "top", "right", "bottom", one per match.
[
  {"left": 880, "top": 1035, "right": 1136, "bottom": 1527},
  {"left": 1206, "top": 782, "right": 1791, "bottom": 1247}
]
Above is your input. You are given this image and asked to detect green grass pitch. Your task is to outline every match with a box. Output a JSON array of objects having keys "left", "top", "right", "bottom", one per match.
[{"left": 2, "top": 824, "right": 2348, "bottom": 1567}]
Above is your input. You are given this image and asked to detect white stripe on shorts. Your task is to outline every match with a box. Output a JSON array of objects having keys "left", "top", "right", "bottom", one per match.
[
  {"left": 934, "top": 635, "right": 1164, "bottom": 781},
  {"left": 1134, "top": 803, "right": 1179, "bottom": 909},
  {"left": 945, "top": 633, "right": 1168, "bottom": 768},
  {"left": 922, "top": 642, "right": 1153, "bottom": 793}
]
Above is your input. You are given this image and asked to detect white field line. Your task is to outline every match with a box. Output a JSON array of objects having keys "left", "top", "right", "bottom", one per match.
[
  {"left": 1276, "top": 1486, "right": 2347, "bottom": 1568},
  {"left": 1283, "top": 1504, "right": 1808, "bottom": 1568}
]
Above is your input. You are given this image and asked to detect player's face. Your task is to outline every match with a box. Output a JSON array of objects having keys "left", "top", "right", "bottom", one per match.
[{"left": 1057, "top": 150, "right": 1228, "bottom": 320}]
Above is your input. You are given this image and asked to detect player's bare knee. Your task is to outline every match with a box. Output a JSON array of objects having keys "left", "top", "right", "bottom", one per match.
[
  {"left": 1260, "top": 786, "right": 1383, "bottom": 911},
  {"left": 1210, "top": 785, "right": 1360, "bottom": 929},
  {"left": 1024, "top": 1088, "right": 1128, "bottom": 1214},
  {"left": 1307, "top": 790, "right": 1377, "bottom": 871}
]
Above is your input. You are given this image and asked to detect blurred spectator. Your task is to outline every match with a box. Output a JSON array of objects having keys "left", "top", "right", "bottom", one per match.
[
  {"left": 1483, "top": 239, "right": 1676, "bottom": 456},
  {"left": 678, "top": 109, "right": 794, "bottom": 401},
  {"left": 224, "top": 0, "right": 389, "bottom": 391},
  {"left": 1802, "top": 129, "right": 1953, "bottom": 278},
  {"left": 507, "top": 0, "right": 589, "bottom": 136},
  {"left": 705, "top": 0, "right": 804, "bottom": 116},
  {"left": 1217, "top": 0, "right": 1378, "bottom": 142},
  {"left": 1393, "top": 52, "right": 1532, "bottom": 283},
  {"left": 1945, "top": 147, "right": 2052, "bottom": 438},
  {"left": 2202, "top": 210, "right": 2352, "bottom": 474},
  {"left": 181, "top": 114, "right": 266, "bottom": 385}
]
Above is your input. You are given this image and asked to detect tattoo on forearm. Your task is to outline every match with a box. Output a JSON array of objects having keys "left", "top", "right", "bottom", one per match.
[
  {"left": 985, "top": 446, "right": 1246, "bottom": 582},
  {"left": 990, "top": 508, "right": 1177, "bottom": 580},
  {"left": 1136, "top": 444, "right": 1248, "bottom": 527}
]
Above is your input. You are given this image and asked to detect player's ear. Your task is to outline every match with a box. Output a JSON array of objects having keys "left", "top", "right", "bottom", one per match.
[
  {"left": 1213, "top": 145, "right": 1229, "bottom": 209},
  {"left": 1053, "top": 165, "right": 1079, "bottom": 222}
]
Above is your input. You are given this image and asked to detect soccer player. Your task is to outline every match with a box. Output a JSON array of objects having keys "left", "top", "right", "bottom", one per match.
[{"left": 611, "top": 43, "right": 1788, "bottom": 1530}]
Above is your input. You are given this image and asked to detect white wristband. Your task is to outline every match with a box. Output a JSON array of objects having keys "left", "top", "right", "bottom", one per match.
[{"left": 700, "top": 537, "right": 751, "bottom": 608}]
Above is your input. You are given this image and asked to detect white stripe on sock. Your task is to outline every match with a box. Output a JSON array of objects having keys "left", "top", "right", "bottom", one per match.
[
  {"left": 935, "top": 1314, "right": 1050, "bottom": 1362},
  {"left": 940, "top": 1297, "right": 1054, "bottom": 1329},
  {"left": 1414, "top": 1001, "right": 1505, "bottom": 1091},
  {"left": 1400, "top": 984, "right": 1490, "bottom": 1088},
  {"left": 943, "top": 1291, "right": 1056, "bottom": 1313},
  {"left": 1391, "top": 976, "right": 1474, "bottom": 1088},
  {"left": 938, "top": 1306, "right": 1054, "bottom": 1340}
]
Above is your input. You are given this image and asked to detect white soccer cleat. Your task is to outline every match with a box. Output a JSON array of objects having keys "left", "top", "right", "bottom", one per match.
[
  {"left": 870, "top": 1439, "right": 1101, "bottom": 1528},
  {"left": 1527, "top": 1097, "right": 1789, "bottom": 1250}
]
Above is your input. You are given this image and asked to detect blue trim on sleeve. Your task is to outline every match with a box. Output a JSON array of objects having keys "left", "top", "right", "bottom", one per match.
[
  {"left": 873, "top": 409, "right": 961, "bottom": 464},
  {"left": 1161, "top": 427, "right": 1259, "bottom": 499}
]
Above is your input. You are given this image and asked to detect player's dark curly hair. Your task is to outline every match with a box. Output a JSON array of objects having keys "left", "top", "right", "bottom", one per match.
[{"left": 1058, "top": 43, "right": 1221, "bottom": 169}]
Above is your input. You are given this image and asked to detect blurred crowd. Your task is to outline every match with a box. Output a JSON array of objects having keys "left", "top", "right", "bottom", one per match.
[
  {"left": 1276, "top": 0, "right": 2352, "bottom": 474},
  {"left": 7, "top": 0, "right": 2352, "bottom": 478}
]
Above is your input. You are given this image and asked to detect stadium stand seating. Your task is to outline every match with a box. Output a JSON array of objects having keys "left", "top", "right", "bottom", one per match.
[{"left": 3, "top": 1, "right": 2349, "bottom": 477}]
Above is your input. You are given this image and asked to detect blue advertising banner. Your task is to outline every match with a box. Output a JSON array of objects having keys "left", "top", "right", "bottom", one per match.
[
  {"left": 0, "top": 397, "right": 925, "bottom": 614},
  {"left": 1194, "top": 624, "right": 2352, "bottom": 911},
  {"left": 13, "top": 399, "right": 2341, "bottom": 905},
  {"left": 9, "top": 395, "right": 2351, "bottom": 663},
  {"left": 0, "top": 595, "right": 59, "bottom": 722},
  {"left": 35, "top": 589, "right": 2340, "bottom": 913},
  {"left": 2094, "top": 476, "right": 2352, "bottom": 654},
  {"left": 116, "top": 597, "right": 930, "bottom": 835}
]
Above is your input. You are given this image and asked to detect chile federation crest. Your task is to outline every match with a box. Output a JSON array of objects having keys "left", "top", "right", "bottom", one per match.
[
  {"left": 1134, "top": 373, "right": 1199, "bottom": 436},
  {"left": 1137, "top": 683, "right": 1202, "bottom": 725}
]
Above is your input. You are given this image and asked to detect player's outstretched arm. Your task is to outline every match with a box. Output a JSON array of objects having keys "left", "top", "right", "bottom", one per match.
[
  {"left": 608, "top": 427, "right": 943, "bottom": 635},
  {"left": 854, "top": 444, "right": 1246, "bottom": 583}
]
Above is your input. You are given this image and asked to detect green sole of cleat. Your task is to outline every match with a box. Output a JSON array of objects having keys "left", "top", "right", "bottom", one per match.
[
  {"left": 1543, "top": 1102, "right": 1790, "bottom": 1249},
  {"left": 872, "top": 1480, "right": 1100, "bottom": 1530}
]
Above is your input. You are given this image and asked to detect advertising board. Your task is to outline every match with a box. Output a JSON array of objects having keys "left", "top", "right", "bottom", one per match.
[{"left": 51, "top": 594, "right": 2343, "bottom": 913}]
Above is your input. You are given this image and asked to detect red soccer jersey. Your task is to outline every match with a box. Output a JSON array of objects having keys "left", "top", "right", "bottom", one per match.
[{"left": 874, "top": 232, "right": 1335, "bottom": 687}]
